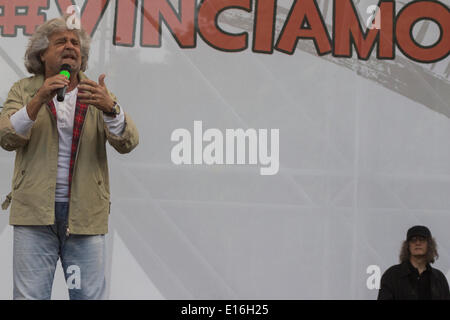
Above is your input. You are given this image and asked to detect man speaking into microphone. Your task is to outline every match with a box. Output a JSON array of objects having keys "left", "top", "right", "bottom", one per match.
[{"left": 0, "top": 15, "right": 139, "bottom": 299}]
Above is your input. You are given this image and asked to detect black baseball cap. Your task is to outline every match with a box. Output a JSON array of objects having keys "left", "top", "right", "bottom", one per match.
[{"left": 407, "top": 225, "right": 432, "bottom": 241}]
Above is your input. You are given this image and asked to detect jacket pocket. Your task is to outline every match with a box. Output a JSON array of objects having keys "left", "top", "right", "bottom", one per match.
[
  {"left": 96, "top": 178, "right": 110, "bottom": 200},
  {"left": 13, "top": 170, "right": 26, "bottom": 190}
]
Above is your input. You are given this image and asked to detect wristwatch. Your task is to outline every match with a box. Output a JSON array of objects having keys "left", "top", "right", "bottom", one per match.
[{"left": 103, "top": 101, "right": 120, "bottom": 117}]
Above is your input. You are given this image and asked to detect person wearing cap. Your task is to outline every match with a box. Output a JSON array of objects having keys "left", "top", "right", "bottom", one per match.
[{"left": 377, "top": 225, "right": 450, "bottom": 300}]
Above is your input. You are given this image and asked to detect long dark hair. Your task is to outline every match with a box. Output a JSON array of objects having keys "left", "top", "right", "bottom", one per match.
[{"left": 399, "top": 237, "right": 439, "bottom": 264}]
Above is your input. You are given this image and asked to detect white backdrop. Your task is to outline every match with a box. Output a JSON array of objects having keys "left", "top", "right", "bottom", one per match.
[{"left": 0, "top": 0, "right": 449, "bottom": 299}]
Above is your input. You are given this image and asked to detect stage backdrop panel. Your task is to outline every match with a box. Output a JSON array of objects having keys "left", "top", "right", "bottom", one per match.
[{"left": 0, "top": 0, "right": 449, "bottom": 299}]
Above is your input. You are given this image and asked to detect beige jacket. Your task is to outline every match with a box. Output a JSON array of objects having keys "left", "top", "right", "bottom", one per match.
[{"left": 0, "top": 72, "right": 139, "bottom": 234}]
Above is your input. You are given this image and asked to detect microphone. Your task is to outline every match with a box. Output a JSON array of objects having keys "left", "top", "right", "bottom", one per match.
[{"left": 56, "top": 64, "right": 71, "bottom": 102}]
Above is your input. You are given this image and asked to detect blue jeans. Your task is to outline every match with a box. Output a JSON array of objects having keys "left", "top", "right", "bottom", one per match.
[{"left": 13, "top": 202, "right": 106, "bottom": 300}]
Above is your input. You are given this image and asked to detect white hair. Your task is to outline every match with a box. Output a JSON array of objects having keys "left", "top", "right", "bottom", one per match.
[{"left": 24, "top": 16, "right": 91, "bottom": 75}]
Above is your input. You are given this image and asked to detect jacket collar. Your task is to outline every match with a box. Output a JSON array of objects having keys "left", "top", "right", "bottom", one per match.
[
  {"left": 399, "top": 261, "right": 412, "bottom": 277},
  {"left": 399, "top": 260, "right": 433, "bottom": 277},
  {"left": 24, "top": 71, "right": 87, "bottom": 98}
]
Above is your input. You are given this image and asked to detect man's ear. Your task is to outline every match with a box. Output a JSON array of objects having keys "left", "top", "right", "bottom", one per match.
[{"left": 40, "top": 51, "right": 46, "bottom": 63}]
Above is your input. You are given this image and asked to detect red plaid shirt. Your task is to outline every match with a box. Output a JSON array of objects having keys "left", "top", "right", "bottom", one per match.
[{"left": 48, "top": 95, "right": 88, "bottom": 197}]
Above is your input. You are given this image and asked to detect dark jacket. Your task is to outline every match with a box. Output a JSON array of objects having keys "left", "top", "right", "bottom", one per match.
[{"left": 378, "top": 261, "right": 450, "bottom": 300}]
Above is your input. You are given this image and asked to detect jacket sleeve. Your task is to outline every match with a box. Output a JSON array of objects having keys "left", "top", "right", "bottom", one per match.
[
  {"left": 377, "top": 271, "right": 394, "bottom": 300},
  {"left": 103, "top": 91, "right": 139, "bottom": 154},
  {"left": 0, "top": 81, "right": 31, "bottom": 151},
  {"left": 440, "top": 271, "right": 450, "bottom": 300}
]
